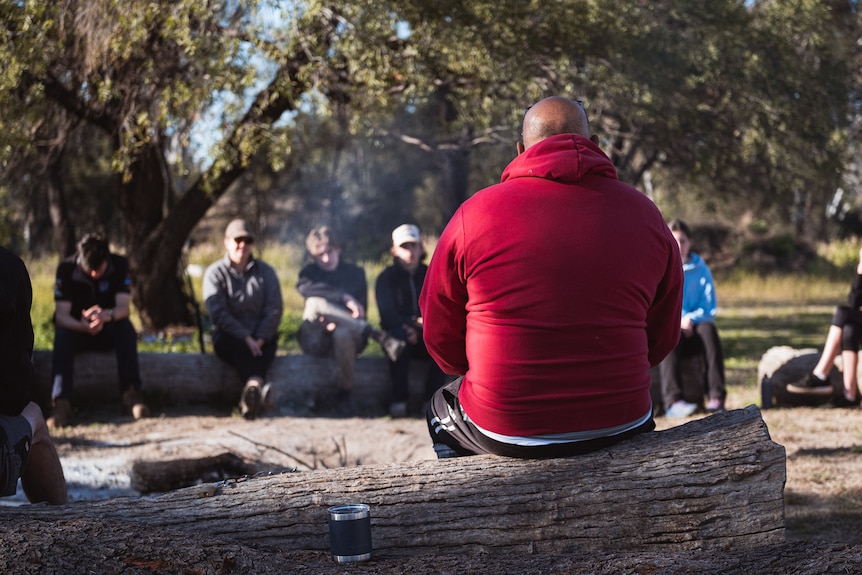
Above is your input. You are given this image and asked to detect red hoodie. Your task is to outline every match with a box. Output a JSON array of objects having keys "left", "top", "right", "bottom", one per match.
[{"left": 420, "top": 134, "right": 682, "bottom": 436}]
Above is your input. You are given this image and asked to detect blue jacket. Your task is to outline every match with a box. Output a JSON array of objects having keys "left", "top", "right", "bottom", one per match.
[{"left": 682, "top": 252, "right": 717, "bottom": 325}]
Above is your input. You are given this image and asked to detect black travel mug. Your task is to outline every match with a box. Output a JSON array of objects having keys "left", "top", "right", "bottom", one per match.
[{"left": 327, "top": 504, "right": 372, "bottom": 563}]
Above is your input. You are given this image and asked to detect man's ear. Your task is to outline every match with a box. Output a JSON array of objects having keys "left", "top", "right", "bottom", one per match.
[{"left": 516, "top": 141, "right": 526, "bottom": 155}]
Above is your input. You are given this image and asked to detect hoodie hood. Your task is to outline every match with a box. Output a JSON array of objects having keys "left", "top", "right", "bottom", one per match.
[
  {"left": 500, "top": 133, "right": 619, "bottom": 184},
  {"left": 683, "top": 252, "right": 706, "bottom": 273}
]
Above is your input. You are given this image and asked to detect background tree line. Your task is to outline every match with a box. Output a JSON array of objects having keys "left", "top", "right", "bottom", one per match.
[{"left": 1, "top": 0, "right": 860, "bottom": 331}]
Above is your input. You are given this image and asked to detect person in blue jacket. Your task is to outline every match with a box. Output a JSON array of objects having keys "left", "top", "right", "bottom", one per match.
[{"left": 659, "top": 219, "right": 727, "bottom": 417}]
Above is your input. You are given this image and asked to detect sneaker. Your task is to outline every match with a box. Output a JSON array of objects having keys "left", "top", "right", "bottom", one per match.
[
  {"left": 380, "top": 334, "right": 407, "bottom": 362},
  {"left": 790, "top": 373, "right": 831, "bottom": 389},
  {"left": 664, "top": 400, "right": 698, "bottom": 418},
  {"left": 260, "top": 383, "right": 276, "bottom": 413},
  {"left": 47, "top": 398, "right": 73, "bottom": 429},
  {"left": 239, "top": 381, "right": 261, "bottom": 420},
  {"left": 705, "top": 398, "right": 725, "bottom": 413},
  {"left": 369, "top": 328, "right": 407, "bottom": 362},
  {"left": 832, "top": 394, "right": 861, "bottom": 408},
  {"left": 122, "top": 389, "right": 151, "bottom": 420},
  {"left": 389, "top": 401, "right": 408, "bottom": 418},
  {"left": 787, "top": 373, "right": 835, "bottom": 395}
]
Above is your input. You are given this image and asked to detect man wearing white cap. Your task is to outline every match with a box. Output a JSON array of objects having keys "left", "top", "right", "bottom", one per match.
[
  {"left": 375, "top": 225, "right": 446, "bottom": 418},
  {"left": 203, "top": 219, "right": 283, "bottom": 419}
]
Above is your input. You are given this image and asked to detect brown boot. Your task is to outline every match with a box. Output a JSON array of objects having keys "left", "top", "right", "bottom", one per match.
[
  {"left": 47, "top": 398, "right": 73, "bottom": 429},
  {"left": 122, "top": 389, "right": 151, "bottom": 420}
]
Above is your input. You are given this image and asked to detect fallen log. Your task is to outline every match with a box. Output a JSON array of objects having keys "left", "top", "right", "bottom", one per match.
[
  {"left": 757, "top": 346, "right": 843, "bottom": 408},
  {"left": 1, "top": 406, "right": 785, "bottom": 560},
  {"left": 31, "top": 350, "right": 438, "bottom": 416},
  {"left": 130, "top": 452, "right": 257, "bottom": 494}
]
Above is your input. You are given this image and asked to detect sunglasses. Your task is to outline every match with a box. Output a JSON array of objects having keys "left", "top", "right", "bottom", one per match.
[{"left": 234, "top": 236, "right": 255, "bottom": 245}]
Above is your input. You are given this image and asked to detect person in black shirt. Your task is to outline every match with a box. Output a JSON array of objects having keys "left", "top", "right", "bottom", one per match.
[
  {"left": 49, "top": 233, "right": 149, "bottom": 427},
  {"left": 296, "top": 226, "right": 404, "bottom": 414}
]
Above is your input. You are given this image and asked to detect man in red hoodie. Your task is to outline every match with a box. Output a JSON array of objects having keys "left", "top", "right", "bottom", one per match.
[{"left": 420, "top": 96, "right": 683, "bottom": 458}]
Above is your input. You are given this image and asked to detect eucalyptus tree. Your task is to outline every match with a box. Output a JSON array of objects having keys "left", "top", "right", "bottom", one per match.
[{"left": 1, "top": 1, "right": 353, "bottom": 329}]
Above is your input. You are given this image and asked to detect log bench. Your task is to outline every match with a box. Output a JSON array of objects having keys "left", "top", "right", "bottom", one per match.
[
  {"left": 757, "top": 345, "right": 846, "bottom": 408},
  {"left": 31, "top": 350, "right": 439, "bottom": 416},
  {"left": 0, "top": 406, "right": 785, "bottom": 564}
]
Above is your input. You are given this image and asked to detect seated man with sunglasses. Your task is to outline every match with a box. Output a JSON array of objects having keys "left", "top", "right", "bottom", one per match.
[{"left": 204, "top": 219, "right": 284, "bottom": 419}]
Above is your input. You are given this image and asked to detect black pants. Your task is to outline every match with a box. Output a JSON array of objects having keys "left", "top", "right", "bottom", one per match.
[
  {"left": 52, "top": 319, "right": 142, "bottom": 400},
  {"left": 658, "top": 321, "right": 726, "bottom": 410},
  {"left": 832, "top": 305, "right": 862, "bottom": 351},
  {"left": 213, "top": 332, "right": 278, "bottom": 383},
  {"left": 426, "top": 378, "right": 655, "bottom": 459},
  {"left": 388, "top": 341, "right": 446, "bottom": 403}
]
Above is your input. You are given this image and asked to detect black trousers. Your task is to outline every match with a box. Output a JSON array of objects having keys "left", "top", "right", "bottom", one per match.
[
  {"left": 52, "top": 319, "right": 142, "bottom": 400},
  {"left": 212, "top": 332, "right": 278, "bottom": 384},
  {"left": 426, "top": 378, "right": 655, "bottom": 459},
  {"left": 658, "top": 321, "right": 726, "bottom": 410}
]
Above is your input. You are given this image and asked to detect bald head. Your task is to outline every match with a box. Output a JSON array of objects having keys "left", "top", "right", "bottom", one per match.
[{"left": 520, "top": 97, "right": 591, "bottom": 150}]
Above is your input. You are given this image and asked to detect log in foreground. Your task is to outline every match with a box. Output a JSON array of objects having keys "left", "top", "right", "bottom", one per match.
[{"left": 1, "top": 406, "right": 784, "bottom": 556}]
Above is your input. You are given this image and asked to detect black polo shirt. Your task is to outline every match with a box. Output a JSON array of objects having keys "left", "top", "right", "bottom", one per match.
[{"left": 53, "top": 254, "right": 131, "bottom": 320}]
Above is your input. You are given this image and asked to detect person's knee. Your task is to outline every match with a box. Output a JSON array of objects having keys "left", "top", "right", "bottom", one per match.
[{"left": 20, "top": 402, "right": 49, "bottom": 445}]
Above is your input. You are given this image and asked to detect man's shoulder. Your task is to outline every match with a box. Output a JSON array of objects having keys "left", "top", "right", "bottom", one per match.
[{"left": 204, "top": 257, "right": 229, "bottom": 276}]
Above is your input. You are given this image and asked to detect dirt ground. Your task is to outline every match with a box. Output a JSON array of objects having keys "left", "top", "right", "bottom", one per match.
[{"left": 4, "top": 396, "right": 862, "bottom": 573}]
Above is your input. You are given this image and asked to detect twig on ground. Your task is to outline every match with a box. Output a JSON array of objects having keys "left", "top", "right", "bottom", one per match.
[{"left": 227, "top": 430, "right": 317, "bottom": 470}]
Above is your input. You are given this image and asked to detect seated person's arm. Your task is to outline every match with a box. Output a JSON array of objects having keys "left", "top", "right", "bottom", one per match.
[
  {"left": 296, "top": 276, "right": 345, "bottom": 303},
  {"left": 110, "top": 292, "right": 131, "bottom": 322},
  {"left": 54, "top": 300, "right": 88, "bottom": 332}
]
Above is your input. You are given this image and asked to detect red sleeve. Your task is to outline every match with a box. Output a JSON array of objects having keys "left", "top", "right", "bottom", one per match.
[
  {"left": 419, "top": 210, "right": 469, "bottom": 375},
  {"left": 646, "top": 233, "right": 683, "bottom": 366}
]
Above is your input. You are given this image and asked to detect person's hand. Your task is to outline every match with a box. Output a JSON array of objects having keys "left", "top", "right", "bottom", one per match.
[
  {"left": 244, "top": 335, "right": 263, "bottom": 357},
  {"left": 404, "top": 324, "right": 420, "bottom": 345},
  {"left": 680, "top": 316, "right": 694, "bottom": 335},
  {"left": 343, "top": 295, "right": 366, "bottom": 319},
  {"left": 81, "top": 305, "right": 105, "bottom": 334},
  {"left": 82, "top": 305, "right": 101, "bottom": 322}
]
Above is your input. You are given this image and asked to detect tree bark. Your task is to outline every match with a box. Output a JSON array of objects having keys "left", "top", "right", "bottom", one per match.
[{"left": 0, "top": 406, "right": 784, "bottom": 560}]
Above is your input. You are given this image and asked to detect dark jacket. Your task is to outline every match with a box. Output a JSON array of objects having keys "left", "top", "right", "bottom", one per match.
[
  {"left": 375, "top": 261, "right": 427, "bottom": 340},
  {"left": 0, "top": 248, "right": 34, "bottom": 415}
]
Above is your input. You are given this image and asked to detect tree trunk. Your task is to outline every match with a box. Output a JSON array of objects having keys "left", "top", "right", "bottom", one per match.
[
  {"left": 118, "top": 137, "right": 195, "bottom": 331},
  {"left": 0, "top": 406, "right": 784, "bottom": 564},
  {"left": 109, "top": 10, "right": 342, "bottom": 332},
  {"left": 45, "top": 146, "right": 77, "bottom": 258}
]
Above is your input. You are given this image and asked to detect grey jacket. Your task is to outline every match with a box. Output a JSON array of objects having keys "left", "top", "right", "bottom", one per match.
[{"left": 203, "top": 255, "right": 283, "bottom": 342}]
